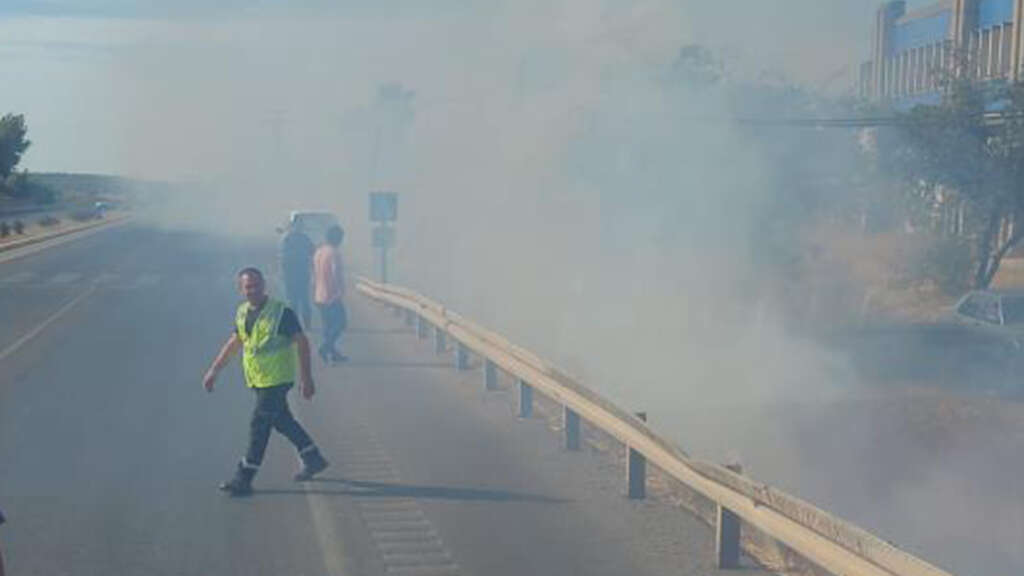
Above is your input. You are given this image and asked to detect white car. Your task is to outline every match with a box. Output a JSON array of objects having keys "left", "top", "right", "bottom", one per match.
[
  {"left": 282, "top": 210, "right": 340, "bottom": 243},
  {"left": 953, "top": 289, "right": 1024, "bottom": 351}
]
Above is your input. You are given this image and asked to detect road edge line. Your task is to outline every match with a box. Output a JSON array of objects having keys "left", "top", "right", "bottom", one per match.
[{"left": 0, "top": 285, "right": 97, "bottom": 362}]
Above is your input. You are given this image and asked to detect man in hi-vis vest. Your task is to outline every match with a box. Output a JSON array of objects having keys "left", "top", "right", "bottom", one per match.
[{"left": 203, "top": 267, "right": 329, "bottom": 496}]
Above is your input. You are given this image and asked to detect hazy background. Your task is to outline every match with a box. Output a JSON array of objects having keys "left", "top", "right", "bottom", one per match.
[{"left": 2, "top": 2, "right": 1014, "bottom": 575}]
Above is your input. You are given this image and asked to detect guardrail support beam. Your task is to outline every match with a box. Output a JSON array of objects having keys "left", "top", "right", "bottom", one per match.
[
  {"left": 434, "top": 328, "right": 447, "bottom": 354},
  {"left": 518, "top": 380, "right": 533, "bottom": 418},
  {"left": 627, "top": 412, "right": 647, "bottom": 500},
  {"left": 455, "top": 343, "right": 470, "bottom": 370},
  {"left": 564, "top": 406, "right": 580, "bottom": 451},
  {"left": 404, "top": 309, "right": 416, "bottom": 326},
  {"left": 715, "top": 462, "right": 743, "bottom": 569},
  {"left": 416, "top": 315, "right": 429, "bottom": 339},
  {"left": 716, "top": 462, "right": 743, "bottom": 569},
  {"left": 716, "top": 505, "right": 741, "bottom": 569},
  {"left": 484, "top": 360, "right": 498, "bottom": 391}
]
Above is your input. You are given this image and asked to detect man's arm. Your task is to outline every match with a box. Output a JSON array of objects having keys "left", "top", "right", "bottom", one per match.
[
  {"left": 294, "top": 332, "right": 315, "bottom": 399},
  {"left": 203, "top": 334, "right": 241, "bottom": 392}
]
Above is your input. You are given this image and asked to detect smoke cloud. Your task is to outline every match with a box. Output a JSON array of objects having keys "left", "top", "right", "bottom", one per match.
[{"left": 3, "top": 1, "right": 1011, "bottom": 573}]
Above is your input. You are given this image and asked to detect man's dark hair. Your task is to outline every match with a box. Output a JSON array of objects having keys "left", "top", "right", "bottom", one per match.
[
  {"left": 326, "top": 225, "right": 344, "bottom": 246},
  {"left": 237, "top": 267, "right": 264, "bottom": 281}
]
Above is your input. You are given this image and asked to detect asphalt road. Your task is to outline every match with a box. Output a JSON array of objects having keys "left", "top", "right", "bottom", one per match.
[{"left": 0, "top": 224, "right": 762, "bottom": 576}]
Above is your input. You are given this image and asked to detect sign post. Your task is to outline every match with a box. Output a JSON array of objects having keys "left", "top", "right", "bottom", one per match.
[{"left": 370, "top": 192, "right": 398, "bottom": 283}]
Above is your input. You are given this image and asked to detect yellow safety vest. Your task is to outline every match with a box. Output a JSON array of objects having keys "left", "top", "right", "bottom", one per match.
[{"left": 235, "top": 298, "right": 297, "bottom": 389}]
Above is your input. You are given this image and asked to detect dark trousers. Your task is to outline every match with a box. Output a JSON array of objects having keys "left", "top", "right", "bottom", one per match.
[
  {"left": 244, "top": 384, "right": 315, "bottom": 469},
  {"left": 317, "top": 300, "right": 347, "bottom": 356},
  {"left": 284, "top": 278, "right": 312, "bottom": 328}
]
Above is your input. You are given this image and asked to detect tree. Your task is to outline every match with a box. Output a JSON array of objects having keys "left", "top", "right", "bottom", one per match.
[
  {"left": 0, "top": 114, "right": 31, "bottom": 182},
  {"left": 890, "top": 54, "right": 1024, "bottom": 288}
]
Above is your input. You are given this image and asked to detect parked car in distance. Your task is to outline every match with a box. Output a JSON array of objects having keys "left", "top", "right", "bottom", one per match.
[{"left": 952, "top": 289, "right": 1024, "bottom": 351}]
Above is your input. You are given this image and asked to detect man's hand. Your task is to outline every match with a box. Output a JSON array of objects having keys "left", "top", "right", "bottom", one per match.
[
  {"left": 301, "top": 376, "right": 315, "bottom": 400},
  {"left": 203, "top": 369, "right": 217, "bottom": 393},
  {"left": 204, "top": 334, "right": 240, "bottom": 393}
]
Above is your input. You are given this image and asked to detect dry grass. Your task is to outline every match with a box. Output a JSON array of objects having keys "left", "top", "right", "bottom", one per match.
[{"left": 991, "top": 257, "right": 1024, "bottom": 289}]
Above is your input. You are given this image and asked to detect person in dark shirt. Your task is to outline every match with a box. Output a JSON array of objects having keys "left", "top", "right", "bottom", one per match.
[
  {"left": 279, "top": 222, "right": 315, "bottom": 328},
  {"left": 202, "top": 267, "right": 328, "bottom": 496}
]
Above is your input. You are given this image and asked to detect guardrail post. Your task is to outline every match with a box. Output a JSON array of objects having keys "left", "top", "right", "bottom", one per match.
[
  {"left": 455, "top": 343, "right": 470, "bottom": 370},
  {"left": 627, "top": 412, "right": 647, "bottom": 500},
  {"left": 417, "top": 315, "right": 429, "bottom": 339},
  {"left": 716, "top": 463, "right": 742, "bottom": 569},
  {"left": 484, "top": 360, "right": 498, "bottom": 391},
  {"left": 434, "top": 328, "right": 447, "bottom": 354},
  {"left": 564, "top": 406, "right": 580, "bottom": 451},
  {"left": 404, "top": 309, "right": 416, "bottom": 326},
  {"left": 518, "top": 379, "right": 533, "bottom": 418}
]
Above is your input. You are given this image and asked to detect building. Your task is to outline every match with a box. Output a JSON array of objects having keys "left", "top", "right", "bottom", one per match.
[{"left": 862, "top": 0, "right": 1022, "bottom": 106}]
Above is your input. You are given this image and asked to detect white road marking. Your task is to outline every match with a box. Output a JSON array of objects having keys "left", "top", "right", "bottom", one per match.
[
  {"left": 376, "top": 540, "right": 448, "bottom": 554},
  {"left": 381, "top": 552, "right": 454, "bottom": 566},
  {"left": 0, "top": 286, "right": 96, "bottom": 362},
  {"left": 92, "top": 273, "right": 120, "bottom": 285},
  {"left": 48, "top": 272, "right": 82, "bottom": 284},
  {"left": 133, "top": 273, "right": 161, "bottom": 288},
  {"left": 371, "top": 530, "right": 442, "bottom": 542},
  {"left": 0, "top": 271, "right": 36, "bottom": 284},
  {"left": 303, "top": 488, "right": 351, "bottom": 576},
  {"left": 361, "top": 510, "right": 425, "bottom": 522},
  {"left": 366, "top": 519, "right": 435, "bottom": 532},
  {"left": 358, "top": 500, "right": 419, "bottom": 511},
  {"left": 385, "top": 564, "right": 461, "bottom": 576}
]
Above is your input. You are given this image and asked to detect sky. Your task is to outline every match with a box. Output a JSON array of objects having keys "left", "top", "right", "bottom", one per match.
[{"left": 0, "top": 0, "right": 904, "bottom": 178}]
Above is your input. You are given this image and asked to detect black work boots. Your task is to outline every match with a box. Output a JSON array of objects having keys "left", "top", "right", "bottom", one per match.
[
  {"left": 294, "top": 448, "right": 329, "bottom": 482},
  {"left": 219, "top": 449, "right": 327, "bottom": 495},
  {"left": 219, "top": 462, "right": 256, "bottom": 497}
]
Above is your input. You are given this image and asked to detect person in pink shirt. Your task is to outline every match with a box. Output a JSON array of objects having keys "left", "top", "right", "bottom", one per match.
[{"left": 313, "top": 225, "right": 348, "bottom": 363}]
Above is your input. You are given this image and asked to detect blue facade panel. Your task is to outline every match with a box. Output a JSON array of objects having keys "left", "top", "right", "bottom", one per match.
[
  {"left": 890, "top": 10, "right": 951, "bottom": 53},
  {"left": 892, "top": 91, "right": 943, "bottom": 110},
  {"left": 978, "top": 0, "right": 1014, "bottom": 28}
]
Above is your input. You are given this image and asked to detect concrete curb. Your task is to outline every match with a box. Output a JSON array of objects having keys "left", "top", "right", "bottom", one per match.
[{"left": 0, "top": 215, "right": 130, "bottom": 254}]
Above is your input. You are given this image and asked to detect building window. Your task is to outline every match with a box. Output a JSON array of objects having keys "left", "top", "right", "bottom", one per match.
[
  {"left": 912, "top": 47, "right": 920, "bottom": 92},
  {"left": 909, "top": 49, "right": 917, "bottom": 93},
  {"left": 901, "top": 50, "right": 909, "bottom": 94},
  {"left": 926, "top": 43, "right": 936, "bottom": 90},
  {"left": 919, "top": 46, "right": 928, "bottom": 91},
  {"left": 970, "top": 30, "right": 981, "bottom": 78},
  {"left": 981, "top": 28, "right": 991, "bottom": 78},
  {"left": 894, "top": 53, "right": 902, "bottom": 96},
  {"left": 944, "top": 40, "right": 953, "bottom": 79},
  {"left": 1003, "top": 23, "right": 1014, "bottom": 76},
  {"left": 889, "top": 56, "right": 897, "bottom": 96},
  {"left": 992, "top": 26, "right": 1002, "bottom": 77}
]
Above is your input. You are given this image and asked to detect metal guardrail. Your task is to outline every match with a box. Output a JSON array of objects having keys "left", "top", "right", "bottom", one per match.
[{"left": 357, "top": 277, "right": 955, "bottom": 576}]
